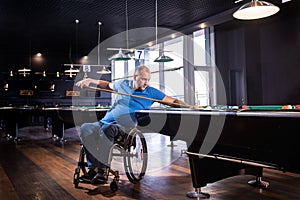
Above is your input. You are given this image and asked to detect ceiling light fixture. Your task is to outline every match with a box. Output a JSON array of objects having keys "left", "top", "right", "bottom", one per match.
[
  {"left": 153, "top": 0, "right": 173, "bottom": 62},
  {"left": 64, "top": 64, "right": 79, "bottom": 78},
  {"left": 108, "top": 48, "right": 131, "bottom": 61},
  {"left": 21, "top": 39, "right": 33, "bottom": 77},
  {"left": 3, "top": 83, "right": 8, "bottom": 91},
  {"left": 18, "top": 68, "right": 31, "bottom": 77},
  {"left": 97, "top": 22, "right": 102, "bottom": 66},
  {"left": 96, "top": 65, "right": 112, "bottom": 74},
  {"left": 108, "top": 0, "right": 131, "bottom": 61},
  {"left": 75, "top": 19, "right": 79, "bottom": 61},
  {"left": 96, "top": 21, "right": 111, "bottom": 74},
  {"left": 65, "top": 19, "right": 80, "bottom": 76},
  {"left": 154, "top": 53, "right": 174, "bottom": 62},
  {"left": 233, "top": 0, "right": 280, "bottom": 20}
]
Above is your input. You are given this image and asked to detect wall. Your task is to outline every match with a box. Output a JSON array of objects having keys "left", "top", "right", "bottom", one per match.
[{"left": 215, "top": 1, "right": 300, "bottom": 105}]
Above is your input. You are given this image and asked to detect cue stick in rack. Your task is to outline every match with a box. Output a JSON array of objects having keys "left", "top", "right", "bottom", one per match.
[{"left": 84, "top": 85, "right": 194, "bottom": 109}]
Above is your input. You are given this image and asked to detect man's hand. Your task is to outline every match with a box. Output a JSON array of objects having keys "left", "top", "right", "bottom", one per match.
[
  {"left": 160, "top": 95, "right": 193, "bottom": 108},
  {"left": 75, "top": 78, "right": 95, "bottom": 89},
  {"left": 172, "top": 99, "right": 193, "bottom": 108},
  {"left": 76, "top": 78, "right": 113, "bottom": 90}
]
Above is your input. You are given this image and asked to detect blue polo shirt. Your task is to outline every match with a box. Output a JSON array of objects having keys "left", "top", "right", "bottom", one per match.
[{"left": 100, "top": 80, "right": 165, "bottom": 128}]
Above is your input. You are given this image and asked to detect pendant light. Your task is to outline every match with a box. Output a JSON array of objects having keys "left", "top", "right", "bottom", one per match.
[
  {"left": 154, "top": 54, "right": 174, "bottom": 62},
  {"left": 108, "top": 48, "right": 131, "bottom": 61},
  {"left": 153, "top": 0, "right": 173, "bottom": 62},
  {"left": 95, "top": 21, "right": 111, "bottom": 74},
  {"left": 18, "top": 68, "right": 31, "bottom": 77},
  {"left": 64, "top": 64, "right": 79, "bottom": 78},
  {"left": 233, "top": 0, "right": 280, "bottom": 20},
  {"left": 108, "top": 0, "right": 131, "bottom": 61},
  {"left": 64, "top": 19, "right": 80, "bottom": 77},
  {"left": 96, "top": 65, "right": 111, "bottom": 74},
  {"left": 18, "top": 40, "right": 32, "bottom": 77}
]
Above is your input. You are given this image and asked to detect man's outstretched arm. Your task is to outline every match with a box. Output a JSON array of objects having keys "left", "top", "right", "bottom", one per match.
[
  {"left": 161, "top": 95, "right": 192, "bottom": 108},
  {"left": 75, "top": 78, "right": 114, "bottom": 90}
]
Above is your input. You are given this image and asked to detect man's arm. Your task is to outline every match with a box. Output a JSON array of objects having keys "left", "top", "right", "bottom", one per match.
[
  {"left": 75, "top": 78, "right": 114, "bottom": 90},
  {"left": 161, "top": 95, "right": 192, "bottom": 108}
]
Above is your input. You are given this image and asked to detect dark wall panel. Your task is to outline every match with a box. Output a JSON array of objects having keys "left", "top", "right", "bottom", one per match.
[{"left": 215, "top": 2, "right": 300, "bottom": 105}]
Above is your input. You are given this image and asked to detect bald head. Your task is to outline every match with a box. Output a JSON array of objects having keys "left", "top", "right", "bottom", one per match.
[
  {"left": 134, "top": 65, "right": 151, "bottom": 76},
  {"left": 133, "top": 66, "right": 151, "bottom": 90}
]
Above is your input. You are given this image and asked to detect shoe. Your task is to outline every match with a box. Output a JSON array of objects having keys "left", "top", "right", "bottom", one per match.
[
  {"left": 79, "top": 169, "right": 97, "bottom": 181},
  {"left": 91, "top": 168, "right": 108, "bottom": 185}
]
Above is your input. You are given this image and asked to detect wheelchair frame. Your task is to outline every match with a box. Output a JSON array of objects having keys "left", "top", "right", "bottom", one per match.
[{"left": 73, "top": 127, "right": 148, "bottom": 192}]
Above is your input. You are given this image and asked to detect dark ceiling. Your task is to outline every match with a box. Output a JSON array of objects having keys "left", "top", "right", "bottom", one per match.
[{"left": 0, "top": 0, "right": 285, "bottom": 71}]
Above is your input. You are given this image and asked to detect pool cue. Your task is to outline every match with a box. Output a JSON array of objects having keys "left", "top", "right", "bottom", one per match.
[{"left": 84, "top": 85, "right": 194, "bottom": 108}]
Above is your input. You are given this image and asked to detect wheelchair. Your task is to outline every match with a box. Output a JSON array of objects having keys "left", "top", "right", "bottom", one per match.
[{"left": 73, "top": 127, "right": 148, "bottom": 192}]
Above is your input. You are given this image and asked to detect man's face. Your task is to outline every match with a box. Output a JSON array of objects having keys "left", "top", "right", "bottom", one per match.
[{"left": 134, "top": 71, "right": 151, "bottom": 90}]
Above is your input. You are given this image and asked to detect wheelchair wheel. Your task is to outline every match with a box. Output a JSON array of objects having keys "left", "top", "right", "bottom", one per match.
[
  {"left": 73, "top": 145, "right": 88, "bottom": 188},
  {"left": 123, "top": 128, "right": 148, "bottom": 183},
  {"left": 73, "top": 167, "right": 80, "bottom": 188},
  {"left": 110, "top": 179, "right": 119, "bottom": 192},
  {"left": 78, "top": 145, "right": 88, "bottom": 175}
]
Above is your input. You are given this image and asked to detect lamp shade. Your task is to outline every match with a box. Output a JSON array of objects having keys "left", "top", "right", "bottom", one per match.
[
  {"left": 97, "top": 69, "right": 111, "bottom": 74},
  {"left": 18, "top": 68, "right": 31, "bottom": 77},
  {"left": 233, "top": 0, "right": 280, "bottom": 20},
  {"left": 64, "top": 69, "right": 79, "bottom": 73},
  {"left": 96, "top": 66, "right": 111, "bottom": 74},
  {"left": 109, "top": 49, "right": 131, "bottom": 61},
  {"left": 154, "top": 54, "right": 174, "bottom": 62}
]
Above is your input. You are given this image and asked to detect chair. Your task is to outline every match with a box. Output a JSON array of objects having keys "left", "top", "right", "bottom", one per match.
[{"left": 73, "top": 127, "right": 148, "bottom": 192}]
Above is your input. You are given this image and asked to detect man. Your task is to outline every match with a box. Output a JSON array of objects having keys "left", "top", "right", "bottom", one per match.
[{"left": 75, "top": 65, "right": 189, "bottom": 184}]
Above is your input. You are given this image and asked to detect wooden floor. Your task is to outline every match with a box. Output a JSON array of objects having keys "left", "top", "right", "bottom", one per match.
[{"left": 1, "top": 126, "right": 300, "bottom": 200}]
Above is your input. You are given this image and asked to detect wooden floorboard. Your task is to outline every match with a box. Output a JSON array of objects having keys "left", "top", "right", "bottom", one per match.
[
  {"left": 0, "top": 163, "right": 20, "bottom": 200},
  {"left": 1, "top": 126, "right": 300, "bottom": 200}
]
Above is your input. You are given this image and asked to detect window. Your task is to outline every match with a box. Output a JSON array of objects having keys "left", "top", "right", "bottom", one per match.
[
  {"left": 194, "top": 70, "right": 210, "bottom": 105},
  {"left": 110, "top": 27, "right": 216, "bottom": 107},
  {"left": 164, "top": 37, "right": 184, "bottom": 100},
  {"left": 193, "top": 28, "right": 216, "bottom": 106},
  {"left": 113, "top": 61, "right": 125, "bottom": 80}
]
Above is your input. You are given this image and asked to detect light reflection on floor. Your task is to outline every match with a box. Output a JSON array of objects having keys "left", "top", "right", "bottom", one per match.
[
  {"left": 109, "top": 132, "right": 187, "bottom": 176},
  {"left": 16, "top": 126, "right": 187, "bottom": 176},
  {"left": 143, "top": 133, "right": 187, "bottom": 174}
]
